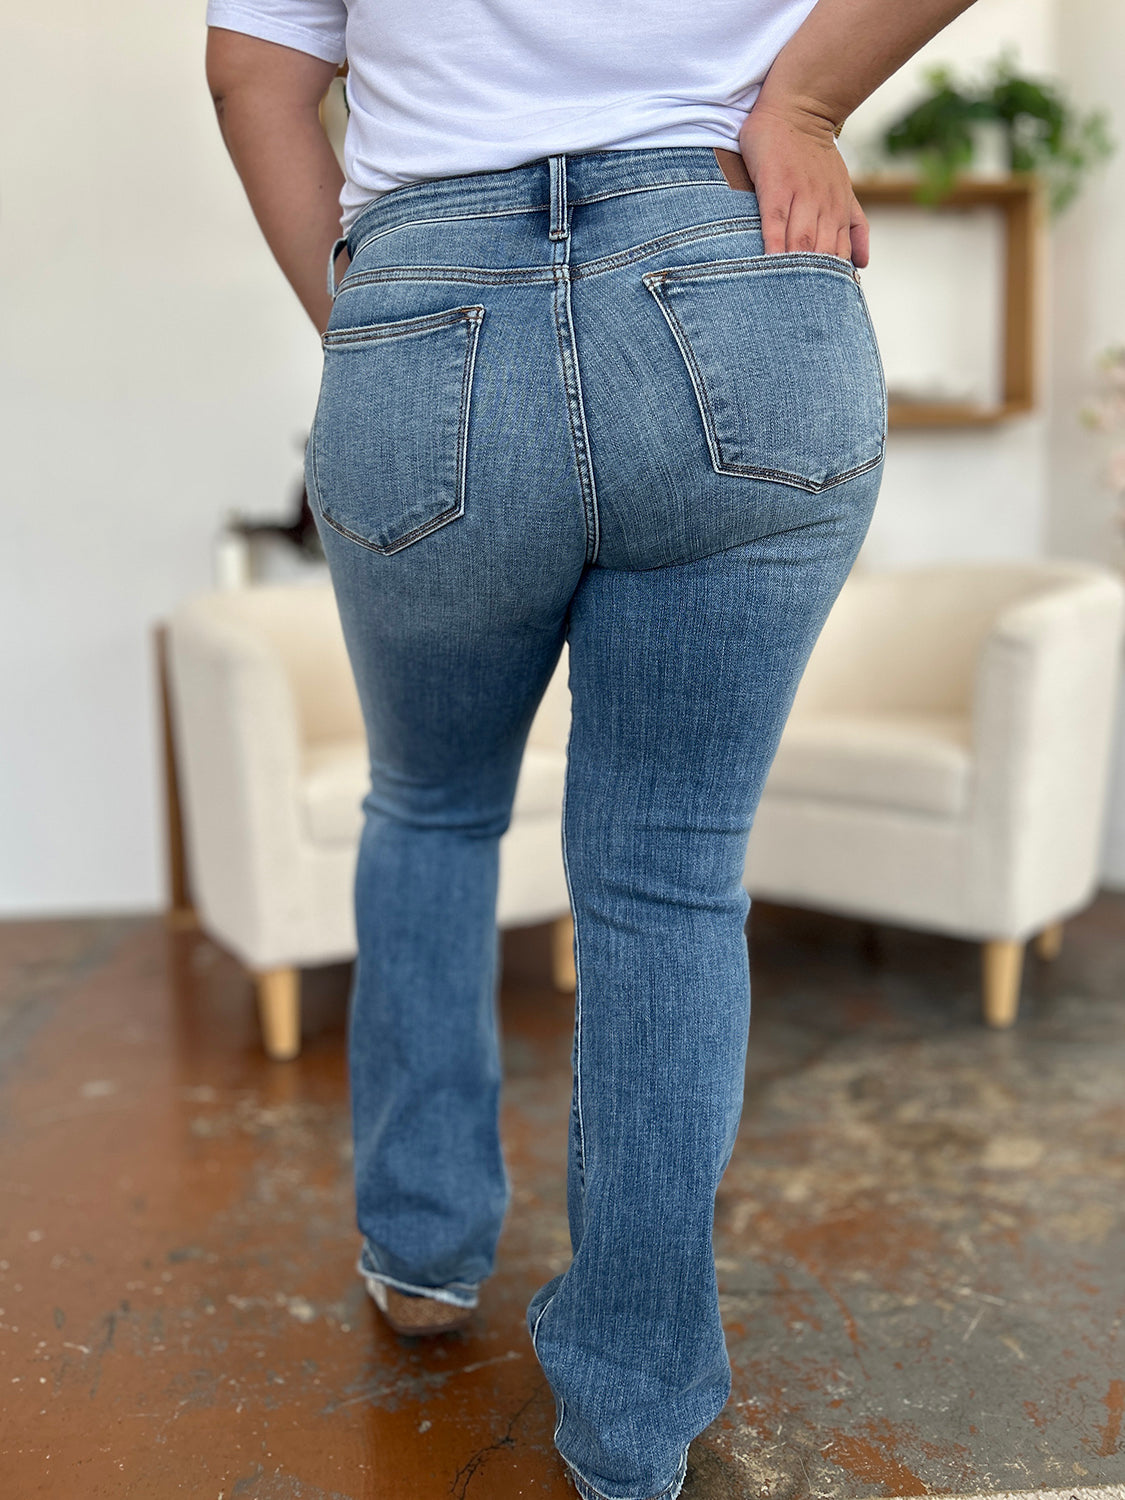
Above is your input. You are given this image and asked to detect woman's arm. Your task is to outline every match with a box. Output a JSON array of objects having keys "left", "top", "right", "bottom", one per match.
[
  {"left": 740, "top": 0, "right": 979, "bottom": 266},
  {"left": 206, "top": 27, "right": 344, "bottom": 334}
]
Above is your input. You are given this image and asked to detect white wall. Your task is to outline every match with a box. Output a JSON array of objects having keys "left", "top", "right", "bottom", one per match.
[
  {"left": 841, "top": 0, "right": 1056, "bottom": 570},
  {"left": 0, "top": 2, "right": 322, "bottom": 912},
  {"left": 1046, "top": 0, "right": 1125, "bottom": 883},
  {"left": 0, "top": 0, "right": 1114, "bottom": 914}
]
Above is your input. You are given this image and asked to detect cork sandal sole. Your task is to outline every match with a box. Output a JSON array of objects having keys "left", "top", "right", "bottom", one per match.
[{"left": 368, "top": 1279, "right": 473, "bottom": 1336}]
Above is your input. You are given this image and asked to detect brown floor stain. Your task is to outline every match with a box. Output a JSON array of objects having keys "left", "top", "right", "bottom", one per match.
[
  {"left": 769, "top": 1271, "right": 823, "bottom": 1337},
  {"left": 1, "top": 896, "right": 1124, "bottom": 1496},
  {"left": 1097, "top": 1377, "right": 1125, "bottom": 1458},
  {"left": 1025, "top": 1399, "right": 1050, "bottom": 1431},
  {"left": 821, "top": 1429, "right": 927, "bottom": 1493}
]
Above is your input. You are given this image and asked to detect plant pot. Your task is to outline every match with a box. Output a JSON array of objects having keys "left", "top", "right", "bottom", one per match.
[{"left": 967, "top": 120, "right": 1010, "bottom": 180}]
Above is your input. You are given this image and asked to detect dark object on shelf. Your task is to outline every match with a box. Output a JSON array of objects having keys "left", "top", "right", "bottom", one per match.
[
  {"left": 880, "top": 53, "right": 1113, "bottom": 211},
  {"left": 230, "top": 475, "right": 325, "bottom": 562}
]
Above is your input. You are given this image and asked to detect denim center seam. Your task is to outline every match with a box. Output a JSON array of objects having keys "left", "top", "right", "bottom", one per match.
[{"left": 548, "top": 155, "right": 601, "bottom": 565}]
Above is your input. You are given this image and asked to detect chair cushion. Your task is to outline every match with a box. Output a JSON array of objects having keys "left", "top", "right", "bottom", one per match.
[
  {"left": 764, "top": 711, "right": 972, "bottom": 818},
  {"left": 299, "top": 738, "right": 566, "bottom": 846}
]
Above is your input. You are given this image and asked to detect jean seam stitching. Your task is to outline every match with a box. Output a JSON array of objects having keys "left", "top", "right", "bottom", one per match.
[
  {"left": 339, "top": 267, "right": 557, "bottom": 293},
  {"left": 550, "top": 256, "right": 600, "bottom": 565},
  {"left": 318, "top": 506, "right": 462, "bottom": 556},
  {"left": 559, "top": 744, "right": 586, "bottom": 1204},
  {"left": 307, "top": 406, "right": 325, "bottom": 517},
  {"left": 643, "top": 275, "right": 884, "bottom": 492},
  {"left": 646, "top": 251, "right": 859, "bottom": 283},
  {"left": 528, "top": 1296, "right": 567, "bottom": 1446},
  {"left": 350, "top": 205, "right": 552, "bottom": 260},
  {"left": 550, "top": 153, "right": 568, "bottom": 240},
  {"left": 347, "top": 175, "right": 732, "bottom": 257},
  {"left": 570, "top": 218, "right": 762, "bottom": 282},
  {"left": 317, "top": 307, "right": 483, "bottom": 554},
  {"left": 528, "top": 1297, "right": 567, "bottom": 1444},
  {"left": 854, "top": 280, "right": 890, "bottom": 437},
  {"left": 347, "top": 177, "right": 746, "bottom": 263},
  {"left": 568, "top": 176, "right": 729, "bottom": 207},
  {"left": 456, "top": 302, "right": 483, "bottom": 535},
  {"left": 712, "top": 448, "right": 886, "bottom": 491},
  {"left": 642, "top": 278, "right": 726, "bottom": 480},
  {"left": 323, "top": 304, "right": 483, "bottom": 345},
  {"left": 338, "top": 221, "right": 764, "bottom": 298}
]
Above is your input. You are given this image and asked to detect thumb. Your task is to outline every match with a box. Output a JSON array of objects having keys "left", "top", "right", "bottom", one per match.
[{"left": 849, "top": 200, "right": 870, "bottom": 269}]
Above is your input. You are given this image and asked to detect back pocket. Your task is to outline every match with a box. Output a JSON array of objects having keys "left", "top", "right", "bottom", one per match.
[
  {"left": 642, "top": 253, "right": 885, "bottom": 493},
  {"left": 310, "top": 304, "right": 485, "bottom": 554}
]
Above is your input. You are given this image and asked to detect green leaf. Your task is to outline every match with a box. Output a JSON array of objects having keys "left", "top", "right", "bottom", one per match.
[{"left": 876, "top": 52, "right": 1116, "bottom": 214}]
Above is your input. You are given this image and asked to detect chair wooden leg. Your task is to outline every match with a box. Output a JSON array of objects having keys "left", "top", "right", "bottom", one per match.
[
  {"left": 1033, "top": 922, "right": 1064, "bottom": 962},
  {"left": 551, "top": 914, "right": 577, "bottom": 992},
  {"left": 155, "top": 624, "right": 198, "bottom": 932},
  {"left": 981, "top": 939, "right": 1024, "bottom": 1029},
  {"left": 255, "top": 967, "right": 301, "bottom": 1060}
]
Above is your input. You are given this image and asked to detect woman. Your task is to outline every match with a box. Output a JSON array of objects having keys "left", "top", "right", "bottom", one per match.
[{"left": 204, "top": 4, "right": 975, "bottom": 1497}]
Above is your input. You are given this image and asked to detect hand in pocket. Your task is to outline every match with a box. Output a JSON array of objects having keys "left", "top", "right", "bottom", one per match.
[{"left": 737, "top": 104, "right": 869, "bottom": 267}]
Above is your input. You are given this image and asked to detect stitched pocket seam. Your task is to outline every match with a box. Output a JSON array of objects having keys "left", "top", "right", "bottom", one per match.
[
  {"left": 642, "top": 257, "right": 884, "bottom": 491},
  {"left": 315, "top": 305, "right": 484, "bottom": 556}
]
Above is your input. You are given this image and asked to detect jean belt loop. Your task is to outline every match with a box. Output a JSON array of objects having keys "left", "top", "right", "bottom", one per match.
[
  {"left": 548, "top": 154, "right": 569, "bottom": 240},
  {"left": 327, "top": 235, "right": 350, "bottom": 298}
]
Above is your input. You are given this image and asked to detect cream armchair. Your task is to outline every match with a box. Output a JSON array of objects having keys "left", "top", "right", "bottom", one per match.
[
  {"left": 745, "top": 561, "right": 1125, "bottom": 1026},
  {"left": 163, "top": 584, "right": 574, "bottom": 1060}
]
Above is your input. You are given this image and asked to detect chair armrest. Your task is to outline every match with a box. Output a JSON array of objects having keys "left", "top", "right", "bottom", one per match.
[
  {"left": 790, "top": 569, "right": 994, "bottom": 718},
  {"left": 970, "top": 571, "right": 1125, "bottom": 926},
  {"left": 526, "top": 645, "right": 571, "bottom": 753},
  {"left": 165, "top": 598, "right": 310, "bottom": 961}
]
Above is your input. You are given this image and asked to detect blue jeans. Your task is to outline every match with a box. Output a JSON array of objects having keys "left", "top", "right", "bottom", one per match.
[{"left": 306, "top": 147, "right": 885, "bottom": 1500}]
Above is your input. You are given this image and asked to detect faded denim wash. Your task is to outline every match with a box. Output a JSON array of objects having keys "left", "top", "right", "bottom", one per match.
[{"left": 305, "top": 147, "right": 886, "bottom": 1500}]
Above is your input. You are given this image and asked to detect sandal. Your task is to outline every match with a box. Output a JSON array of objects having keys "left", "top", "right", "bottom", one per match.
[{"left": 366, "top": 1277, "right": 473, "bottom": 1335}]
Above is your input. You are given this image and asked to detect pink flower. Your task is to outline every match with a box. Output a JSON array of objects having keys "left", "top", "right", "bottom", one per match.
[{"left": 1102, "top": 348, "right": 1125, "bottom": 389}]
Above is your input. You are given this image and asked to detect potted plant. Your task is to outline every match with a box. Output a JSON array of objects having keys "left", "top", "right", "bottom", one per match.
[{"left": 879, "top": 52, "right": 1113, "bottom": 211}]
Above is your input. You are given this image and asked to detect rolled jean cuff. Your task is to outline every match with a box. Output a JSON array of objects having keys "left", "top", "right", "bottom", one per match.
[
  {"left": 356, "top": 1242, "right": 480, "bottom": 1309},
  {"left": 564, "top": 1448, "right": 689, "bottom": 1500}
]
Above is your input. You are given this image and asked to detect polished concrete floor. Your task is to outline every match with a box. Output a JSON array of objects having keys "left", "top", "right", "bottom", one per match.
[{"left": 0, "top": 897, "right": 1123, "bottom": 1499}]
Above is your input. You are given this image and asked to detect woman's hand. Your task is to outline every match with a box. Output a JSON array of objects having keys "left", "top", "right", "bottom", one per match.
[
  {"left": 738, "top": 101, "right": 869, "bottom": 268},
  {"left": 735, "top": 0, "right": 981, "bottom": 270}
]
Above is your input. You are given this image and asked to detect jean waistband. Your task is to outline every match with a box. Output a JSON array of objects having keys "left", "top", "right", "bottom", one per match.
[{"left": 343, "top": 146, "right": 735, "bottom": 259}]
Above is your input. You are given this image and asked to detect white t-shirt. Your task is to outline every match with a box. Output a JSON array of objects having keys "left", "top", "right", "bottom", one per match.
[{"left": 205, "top": 0, "right": 819, "bottom": 231}]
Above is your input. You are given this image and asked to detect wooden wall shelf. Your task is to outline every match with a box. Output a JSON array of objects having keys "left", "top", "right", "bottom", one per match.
[
  {"left": 886, "top": 400, "right": 1028, "bottom": 428},
  {"left": 851, "top": 175, "right": 1044, "bottom": 430}
]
